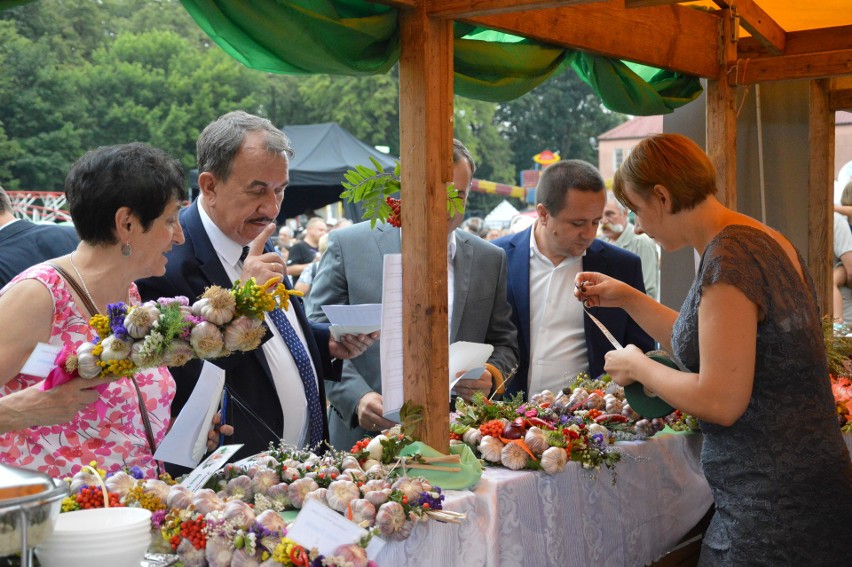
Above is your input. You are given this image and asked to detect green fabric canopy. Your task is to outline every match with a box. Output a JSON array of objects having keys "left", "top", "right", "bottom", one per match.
[{"left": 180, "top": 0, "right": 703, "bottom": 115}]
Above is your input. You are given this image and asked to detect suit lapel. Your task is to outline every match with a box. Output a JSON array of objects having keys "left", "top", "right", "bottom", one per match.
[
  {"left": 507, "top": 229, "right": 532, "bottom": 351},
  {"left": 451, "top": 230, "right": 472, "bottom": 340},
  {"left": 184, "top": 201, "right": 233, "bottom": 288}
]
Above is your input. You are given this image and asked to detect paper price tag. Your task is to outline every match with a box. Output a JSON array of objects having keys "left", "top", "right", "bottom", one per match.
[{"left": 19, "top": 342, "right": 63, "bottom": 378}]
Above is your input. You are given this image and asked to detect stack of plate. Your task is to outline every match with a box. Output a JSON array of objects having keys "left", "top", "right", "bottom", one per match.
[{"left": 35, "top": 507, "right": 152, "bottom": 567}]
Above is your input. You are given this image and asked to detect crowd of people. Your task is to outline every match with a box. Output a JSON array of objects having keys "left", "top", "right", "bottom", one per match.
[{"left": 0, "top": 113, "right": 850, "bottom": 563}]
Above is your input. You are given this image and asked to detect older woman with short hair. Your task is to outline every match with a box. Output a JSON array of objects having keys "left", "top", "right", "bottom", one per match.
[{"left": 0, "top": 142, "right": 188, "bottom": 478}]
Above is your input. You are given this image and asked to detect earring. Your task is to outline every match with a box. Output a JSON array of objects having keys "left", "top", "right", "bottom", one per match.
[{"left": 121, "top": 242, "right": 133, "bottom": 257}]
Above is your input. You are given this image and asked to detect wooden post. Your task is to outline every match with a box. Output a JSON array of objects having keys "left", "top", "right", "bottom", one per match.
[
  {"left": 706, "top": 8, "right": 737, "bottom": 209},
  {"left": 398, "top": 5, "right": 453, "bottom": 451},
  {"left": 808, "top": 78, "right": 835, "bottom": 318}
]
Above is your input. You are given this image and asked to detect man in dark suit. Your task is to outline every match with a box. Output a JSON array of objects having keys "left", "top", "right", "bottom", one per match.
[
  {"left": 492, "top": 160, "right": 653, "bottom": 399},
  {"left": 137, "top": 111, "right": 375, "bottom": 462},
  {"left": 0, "top": 187, "right": 78, "bottom": 288}
]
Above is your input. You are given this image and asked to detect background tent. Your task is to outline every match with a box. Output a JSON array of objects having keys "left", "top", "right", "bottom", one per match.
[
  {"left": 279, "top": 122, "right": 397, "bottom": 221},
  {"left": 483, "top": 199, "right": 519, "bottom": 230}
]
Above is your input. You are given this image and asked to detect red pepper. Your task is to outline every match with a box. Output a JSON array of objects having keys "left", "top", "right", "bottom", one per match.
[
  {"left": 594, "top": 413, "right": 629, "bottom": 424},
  {"left": 528, "top": 416, "right": 556, "bottom": 430}
]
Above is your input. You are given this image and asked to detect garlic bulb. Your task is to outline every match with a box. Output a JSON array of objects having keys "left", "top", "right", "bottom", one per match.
[
  {"left": 287, "top": 477, "right": 319, "bottom": 508},
  {"left": 75, "top": 351, "right": 101, "bottom": 378},
  {"left": 364, "top": 489, "right": 389, "bottom": 507},
  {"left": 530, "top": 389, "right": 555, "bottom": 406},
  {"left": 190, "top": 321, "right": 225, "bottom": 359},
  {"left": 104, "top": 471, "right": 137, "bottom": 497},
  {"left": 205, "top": 535, "right": 234, "bottom": 567},
  {"left": 130, "top": 341, "right": 159, "bottom": 368},
  {"left": 143, "top": 478, "right": 170, "bottom": 503},
  {"left": 229, "top": 549, "right": 262, "bottom": 567},
  {"left": 501, "top": 441, "right": 529, "bottom": 470},
  {"left": 196, "top": 287, "right": 237, "bottom": 325},
  {"left": 332, "top": 544, "right": 369, "bottom": 567},
  {"left": 123, "top": 305, "right": 159, "bottom": 339},
  {"left": 164, "top": 339, "right": 194, "bottom": 367},
  {"left": 604, "top": 394, "right": 624, "bottom": 415},
  {"left": 584, "top": 392, "right": 606, "bottom": 410},
  {"left": 279, "top": 467, "right": 301, "bottom": 482},
  {"left": 361, "top": 479, "right": 389, "bottom": 494},
  {"left": 255, "top": 509, "right": 288, "bottom": 535},
  {"left": 192, "top": 488, "right": 225, "bottom": 515},
  {"left": 361, "top": 458, "right": 381, "bottom": 472},
  {"left": 341, "top": 469, "right": 367, "bottom": 484},
  {"left": 478, "top": 435, "right": 504, "bottom": 463},
  {"left": 69, "top": 469, "right": 101, "bottom": 494},
  {"left": 524, "top": 426, "right": 549, "bottom": 456},
  {"left": 391, "top": 477, "right": 424, "bottom": 502},
  {"left": 166, "top": 485, "right": 194, "bottom": 510},
  {"left": 326, "top": 479, "right": 361, "bottom": 513},
  {"left": 99, "top": 335, "right": 132, "bottom": 361},
  {"left": 462, "top": 427, "right": 483, "bottom": 447},
  {"left": 224, "top": 316, "right": 265, "bottom": 352},
  {"left": 587, "top": 423, "right": 609, "bottom": 440},
  {"left": 375, "top": 501, "right": 407, "bottom": 539},
  {"left": 622, "top": 403, "right": 641, "bottom": 421},
  {"left": 226, "top": 475, "right": 254, "bottom": 501},
  {"left": 340, "top": 455, "right": 362, "bottom": 471},
  {"left": 303, "top": 487, "right": 328, "bottom": 507},
  {"left": 366, "top": 435, "right": 387, "bottom": 461},
  {"left": 264, "top": 483, "right": 292, "bottom": 511},
  {"left": 540, "top": 446, "right": 568, "bottom": 474},
  {"left": 251, "top": 468, "right": 280, "bottom": 495},
  {"left": 224, "top": 499, "right": 256, "bottom": 528}
]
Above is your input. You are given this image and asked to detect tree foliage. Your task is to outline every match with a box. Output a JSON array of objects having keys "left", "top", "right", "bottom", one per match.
[
  {"left": 0, "top": 0, "right": 627, "bottom": 221},
  {"left": 496, "top": 67, "right": 626, "bottom": 175}
]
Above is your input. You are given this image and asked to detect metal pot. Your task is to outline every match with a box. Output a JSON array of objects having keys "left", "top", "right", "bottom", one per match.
[{"left": 0, "top": 464, "right": 68, "bottom": 565}]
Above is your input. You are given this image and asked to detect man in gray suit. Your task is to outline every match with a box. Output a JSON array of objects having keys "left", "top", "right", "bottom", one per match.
[{"left": 307, "top": 140, "right": 518, "bottom": 451}]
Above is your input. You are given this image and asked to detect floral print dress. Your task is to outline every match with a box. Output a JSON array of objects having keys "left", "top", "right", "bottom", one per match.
[{"left": 0, "top": 264, "right": 175, "bottom": 478}]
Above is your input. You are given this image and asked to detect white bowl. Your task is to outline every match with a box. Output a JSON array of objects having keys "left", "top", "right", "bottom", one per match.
[
  {"left": 35, "top": 534, "right": 150, "bottom": 567},
  {"left": 37, "top": 530, "right": 151, "bottom": 551},
  {"left": 43, "top": 520, "right": 150, "bottom": 541},
  {"left": 50, "top": 507, "right": 152, "bottom": 534}
]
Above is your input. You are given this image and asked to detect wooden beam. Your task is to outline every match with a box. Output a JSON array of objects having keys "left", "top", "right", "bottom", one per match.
[
  {"left": 731, "top": 49, "right": 852, "bottom": 85},
  {"left": 830, "top": 76, "right": 852, "bottom": 111},
  {"left": 808, "top": 79, "right": 834, "bottom": 319},
  {"left": 465, "top": 0, "right": 720, "bottom": 77},
  {"left": 624, "top": 0, "right": 681, "bottom": 7},
  {"left": 426, "top": 0, "right": 601, "bottom": 18},
  {"left": 739, "top": 25, "right": 852, "bottom": 58},
  {"left": 398, "top": 5, "right": 453, "bottom": 451},
  {"left": 706, "top": 9, "right": 737, "bottom": 209},
  {"left": 711, "top": 0, "right": 785, "bottom": 55},
  {"left": 368, "top": 0, "right": 418, "bottom": 8}
]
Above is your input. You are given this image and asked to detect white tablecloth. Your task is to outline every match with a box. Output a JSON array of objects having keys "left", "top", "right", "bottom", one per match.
[{"left": 376, "top": 433, "right": 712, "bottom": 567}]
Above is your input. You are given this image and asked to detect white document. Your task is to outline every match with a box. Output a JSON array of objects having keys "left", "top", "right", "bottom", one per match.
[
  {"left": 321, "top": 303, "right": 382, "bottom": 340},
  {"left": 179, "top": 444, "right": 243, "bottom": 492},
  {"left": 154, "top": 361, "right": 226, "bottom": 467},
  {"left": 380, "top": 254, "right": 404, "bottom": 423},
  {"left": 448, "top": 341, "right": 494, "bottom": 395},
  {"left": 286, "top": 499, "right": 385, "bottom": 560},
  {"left": 20, "top": 342, "right": 63, "bottom": 378}
]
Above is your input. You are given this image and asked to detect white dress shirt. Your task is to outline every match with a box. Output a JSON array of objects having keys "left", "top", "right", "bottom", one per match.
[
  {"left": 198, "top": 201, "right": 318, "bottom": 448},
  {"left": 527, "top": 228, "right": 588, "bottom": 394}
]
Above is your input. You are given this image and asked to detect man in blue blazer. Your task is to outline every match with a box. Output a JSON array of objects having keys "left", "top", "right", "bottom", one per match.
[
  {"left": 492, "top": 160, "right": 653, "bottom": 399},
  {"left": 0, "top": 187, "right": 78, "bottom": 288},
  {"left": 137, "top": 112, "right": 374, "bottom": 463}
]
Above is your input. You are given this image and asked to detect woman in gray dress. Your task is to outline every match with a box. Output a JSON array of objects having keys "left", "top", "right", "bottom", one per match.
[{"left": 575, "top": 133, "right": 852, "bottom": 565}]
